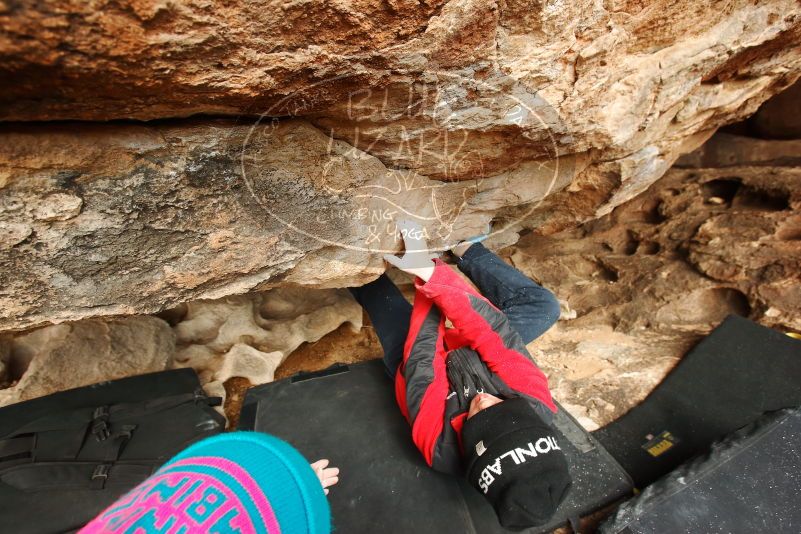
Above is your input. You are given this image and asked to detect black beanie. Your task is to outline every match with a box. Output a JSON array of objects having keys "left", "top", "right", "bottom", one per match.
[{"left": 462, "top": 397, "right": 572, "bottom": 530}]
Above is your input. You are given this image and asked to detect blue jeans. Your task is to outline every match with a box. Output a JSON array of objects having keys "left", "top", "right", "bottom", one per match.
[{"left": 348, "top": 243, "right": 561, "bottom": 377}]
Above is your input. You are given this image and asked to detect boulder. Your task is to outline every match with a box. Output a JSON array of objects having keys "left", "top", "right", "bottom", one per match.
[
  {"left": 508, "top": 138, "right": 801, "bottom": 427},
  {"left": 1, "top": 0, "right": 801, "bottom": 333},
  {"left": 0, "top": 120, "right": 579, "bottom": 332},
  {"left": 0, "top": 316, "right": 175, "bottom": 406},
  {"left": 1, "top": 1, "right": 799, "bottom": 183},
  {"left": 171, "top": 286, "right": 363, "bottom": 393}
]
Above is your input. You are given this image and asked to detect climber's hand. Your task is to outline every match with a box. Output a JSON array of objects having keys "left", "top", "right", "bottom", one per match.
[
  {"left": 310, "top": 459, "right": 340, "bottom": 496},
  {"left": 383, "top": 219, "right": 437, "bottom": 282}
]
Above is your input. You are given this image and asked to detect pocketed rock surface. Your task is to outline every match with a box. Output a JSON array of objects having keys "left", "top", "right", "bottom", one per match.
[
  {"left": 1, "top": 3, "right": 801, "bottom": 431},
  {"left": 0, "top": 119, "right": 580, "bottom": 333},
  {"left": 494, "top": 134, "right": 799, "bottom": 428},
  {"left": 0, "top": 127, "right": 798, "bottom": 431},
  {"left": 0, "top": 285, "right": 363, "bottom": 409},
  {"left": 0, "top": 316, "right": 175, "bottom": 406},
  {"left": 271, "top": 130, "right": 801, "bottom": 430},
  {"left": 2, "top": 2, "right": 801, "bottom": 333}
]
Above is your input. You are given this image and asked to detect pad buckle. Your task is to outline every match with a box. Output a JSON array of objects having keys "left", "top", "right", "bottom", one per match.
[
  {"left": 92, "top": 463, "right": 110, "bottom": 481},
  {"left": 112, "top": 424, "right": 136, "bottom": 441},
  {"left": 92, "top": 406, "right": 110, "bottom": 442}
]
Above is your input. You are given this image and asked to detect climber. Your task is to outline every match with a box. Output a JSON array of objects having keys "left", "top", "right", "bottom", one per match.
[{"left": 348, "top": 220, "right": 572, "bottom": 530}]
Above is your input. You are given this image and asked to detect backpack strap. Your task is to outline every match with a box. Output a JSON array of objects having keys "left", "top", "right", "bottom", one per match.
[
  {"left": 1, "top": 461, "right": 155, "bottom": 491},
  {"left": 90, "top": 424, "right": 138, "bottom": 491},
  {"left": 0, "top": 435, "right": 35, "bottom": 468},
  {"left": 2, "top": 409, "right": 97, "bottom": 439},
  {"left": 99, "top": 425, "right": 137, "bottom": 464},
  {"left": 2, "top": 389, "right": 221, "bottom": 441},
  {"left": 0, "top": 435, "right": 34, "bottom": 459},
  {"left": 90, "top": 463, "right": 112, "bottom": 490}
]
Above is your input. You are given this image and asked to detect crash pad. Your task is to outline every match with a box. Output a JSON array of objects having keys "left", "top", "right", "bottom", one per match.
[{"left": 239, "top": 359, "right": 632, "bottom": 533}]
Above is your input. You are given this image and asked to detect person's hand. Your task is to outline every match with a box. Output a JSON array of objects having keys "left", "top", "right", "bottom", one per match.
[
  {"left": 383, "top": 220, "right": 437, "bottom": 282},
  {"left": 310, "top": 459, "right": 339, "bottom": 495}
]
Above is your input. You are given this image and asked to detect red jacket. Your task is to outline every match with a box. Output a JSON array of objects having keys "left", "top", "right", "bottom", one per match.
[{"left": 394, "top": 260, "right": 557, "bottom": 474}]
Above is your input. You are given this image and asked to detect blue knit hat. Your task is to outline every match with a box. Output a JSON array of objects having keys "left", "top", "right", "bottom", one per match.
[{"left": 81, "top": 432, "right": 331, "bottom": 534}]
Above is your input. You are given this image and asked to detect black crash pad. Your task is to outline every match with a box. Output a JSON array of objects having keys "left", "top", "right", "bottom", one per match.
[
  {"left": 0, "top": 369, "right": 224, "bottom": 534},
  {"left": 594, "top": 315, "right": 801, "bottom": 488},
  {"left": 600, "top": 407, "right": 801, "bottom": 533},
  {"left": 239, "top": 359, "right": 632, "bottom": 533},
  {"left": 0, "top": 369, "right": 204, "bottom": 437}
]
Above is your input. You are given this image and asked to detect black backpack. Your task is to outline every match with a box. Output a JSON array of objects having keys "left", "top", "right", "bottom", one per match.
[{"left": 0, "top": 369, "right": 225, "bottom": 533}]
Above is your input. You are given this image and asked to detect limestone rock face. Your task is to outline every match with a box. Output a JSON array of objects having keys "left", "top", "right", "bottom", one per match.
[
  {"left": 220, "top": 130, "right": 801, "bottom": 429},
  {"left": 0, "top": 316, "right": 175, "bottom": 406},
  {"left": 0, "top": 286, "right": 362, "bottom": 406},
  {"left": 1, "top": 1, "right": 801, "bottom": 332},
  {"left": 2, "top": 1, "right": 800, "bottom": 176},
  {"left": 522, "top": 156, "right": 801, "bottom": 333},
  {"left": 0, "top": 120, "right": 580, "bottom": 332},
  {"left": 1, "top": 2, "right": 799, "bottom": 144},
  {"left": 170, "top": 287, "right": 363, "bottom": 395},
  {"left": 508, "top": 134, "right": 801, "bottom": 427}
]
